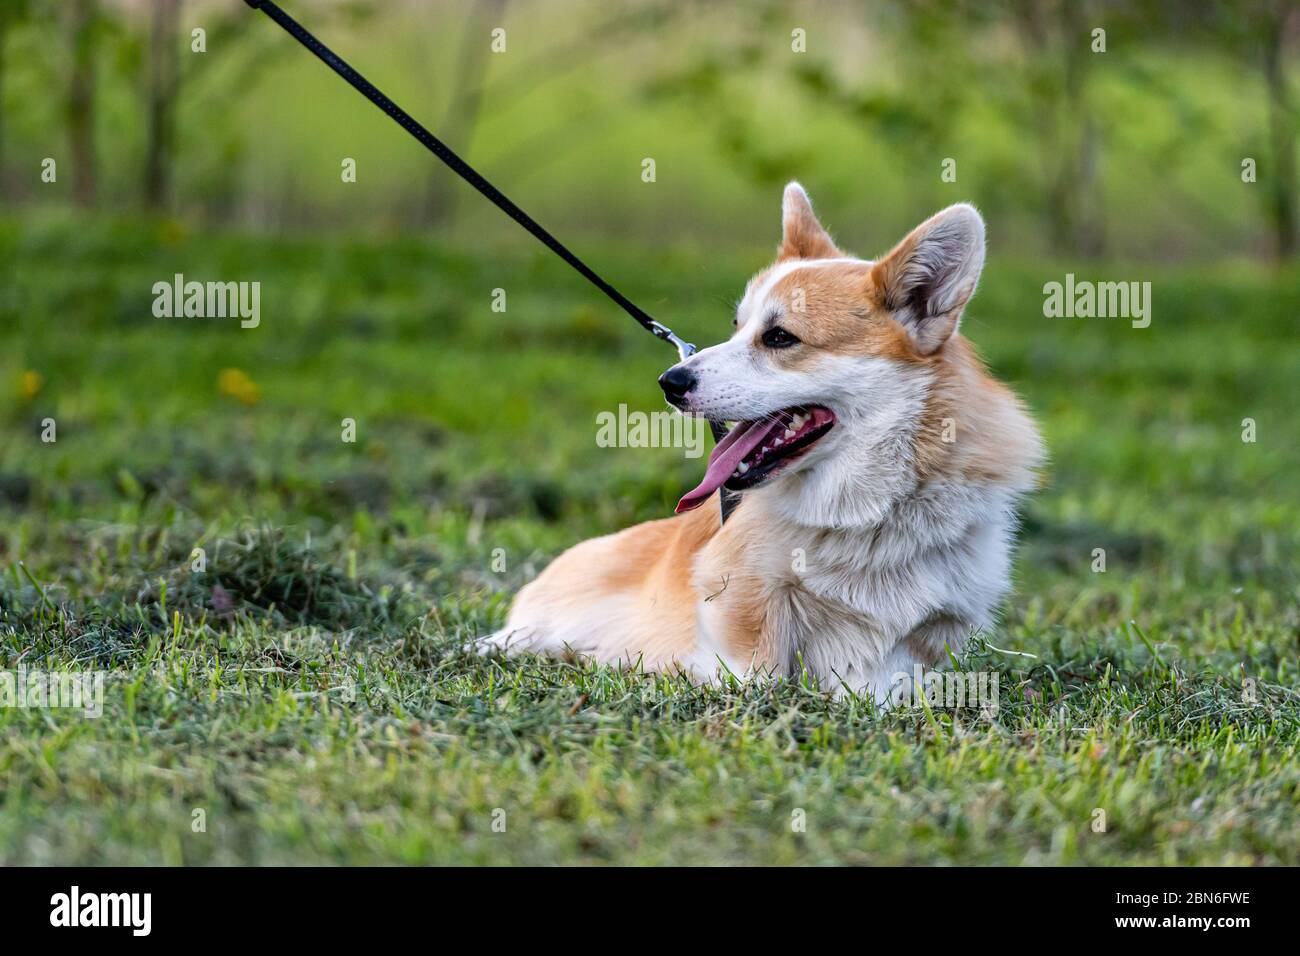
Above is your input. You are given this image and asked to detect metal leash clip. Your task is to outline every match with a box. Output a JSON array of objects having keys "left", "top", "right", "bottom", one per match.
[{"left": 647, "top": 320, "right": 696, "bottom": 362}]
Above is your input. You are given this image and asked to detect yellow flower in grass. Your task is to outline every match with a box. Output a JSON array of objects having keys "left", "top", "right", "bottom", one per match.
[
  {"left": 19, "top": 370, "right": 43, "bottom": 399},
  {"left": 217, "top": 368, "right": 261, "bottom": 405}
]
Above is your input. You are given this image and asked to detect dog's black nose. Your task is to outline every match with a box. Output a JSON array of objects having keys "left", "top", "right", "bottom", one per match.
[{"left": 658, "top": 365, "right": 696, "bottom": 403}]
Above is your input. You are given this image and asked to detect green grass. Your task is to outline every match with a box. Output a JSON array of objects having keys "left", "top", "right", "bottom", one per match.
[{"left": 1, "top": 213, "right": 1297, "bottom": 864}]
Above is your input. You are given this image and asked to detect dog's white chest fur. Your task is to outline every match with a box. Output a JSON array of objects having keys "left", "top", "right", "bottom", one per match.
[{"left": 692, "top": 476, "right": 1020, "bottom": 700}]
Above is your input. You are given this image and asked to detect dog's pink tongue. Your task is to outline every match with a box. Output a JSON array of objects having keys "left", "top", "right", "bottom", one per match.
[{"left": 675, "top": 419, "right": 770, "bottom": 514}]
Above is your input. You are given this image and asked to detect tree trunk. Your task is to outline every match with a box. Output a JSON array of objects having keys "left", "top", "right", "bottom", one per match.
[
  {"left": 1013, "top": 0, "right": 1104, "bottom": 257},
  {"left": 144, "top": 0, "right": 181, "bottom": 211},
  {"left": 1263, "top": 4, "right": 1297, "bottom": 260},
  {"left": 1061, "top": 0, "right": 1104, "bottom": 257},
  {"left": 67, "top": 0, "right": 98, "bottom": 208}
]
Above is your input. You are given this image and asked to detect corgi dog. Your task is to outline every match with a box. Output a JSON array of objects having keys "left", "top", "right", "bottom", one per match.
[{"left": 483, "top": 183, "right": 1044, "bottom": 702}]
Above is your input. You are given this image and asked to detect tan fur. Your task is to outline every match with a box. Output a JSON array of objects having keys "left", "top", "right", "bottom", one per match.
[
  {"left": 763, "top": 264, "right": 936, "bottom": 366},
  {"left": 913, "top": 336, "right": 1043, "bottom": 487},
  {"left": 504, "top": 503, "right": 717, "bottom": 670},
  {"left": 778, "top": 187, "right": 844, "bottom": 261}
]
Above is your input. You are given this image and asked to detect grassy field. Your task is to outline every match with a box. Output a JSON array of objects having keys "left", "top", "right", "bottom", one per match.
[{"left": 1, "top": 212, "right": 1298, "bottom": 865}]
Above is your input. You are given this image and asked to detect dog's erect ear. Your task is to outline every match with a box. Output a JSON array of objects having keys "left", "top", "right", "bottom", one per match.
[
  {"left": 778, "top": 182, "right": 842, "bottom": 261},
  {"left": 871, "top": 204, "right": 985, "bottom": 355}
]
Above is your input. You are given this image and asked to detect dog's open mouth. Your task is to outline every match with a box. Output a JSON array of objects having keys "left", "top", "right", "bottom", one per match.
[{"left": 675, "top": 405, "right": 836, "bottom": 513}]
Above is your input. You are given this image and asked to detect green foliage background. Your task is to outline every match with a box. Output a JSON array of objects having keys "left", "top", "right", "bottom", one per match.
[{"left": 0, "top": 0, "right": 1296, "bottom": 865}]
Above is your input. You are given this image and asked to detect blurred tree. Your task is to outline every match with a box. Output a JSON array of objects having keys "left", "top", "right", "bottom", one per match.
[
  {"left": 648, "top": 0, "right": 1114, "bottom": 255},
  {"left": 0, "top": 0, "right": 34, "bottom": 196},
  {"left": 1129, "top": 0, "right": 1298, "bottom": 260},
  {"left": 483, "top": 1, "right": 682, "bottom": 186},
  {"left": 424, "top": 0, "right": 507, "bottom": 227},
  {"left": 66, "top": 0, "right": 99, "bottom": 207},
  {"left": 1005, "top": 0, "right": 1106, "bottom": 257},
  {"left": 1258, "top": 0, "right": 1297, "bottom": 260},
  {"left": 143, "top": 0, "right": 180, "bottom": 210},
  {"left": 644, "top": 0, "right": 816, "bottom": 192},
  {"left": 177, "top": 2, "right": 296, "bottom": 221}
]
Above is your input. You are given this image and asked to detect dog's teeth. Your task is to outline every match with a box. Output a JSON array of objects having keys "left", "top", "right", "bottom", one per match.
[
  {"left": 737, "top": 462, "right": 749, "bottom": 474},
  {"left": 792, "top": 413, "right": 808, "bottom": 429},
  {"left": 784, "top": 428, "right": 796, "bottom": 439}
]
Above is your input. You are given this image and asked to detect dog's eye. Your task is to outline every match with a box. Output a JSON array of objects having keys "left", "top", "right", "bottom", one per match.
[{"left": 761, "top": 326, "right": 800, "bottom": 349}]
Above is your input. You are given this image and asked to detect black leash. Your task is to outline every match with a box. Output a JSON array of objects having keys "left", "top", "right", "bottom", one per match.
[{"left": 243, "top": 0, "right": 738, "bottom": 522}]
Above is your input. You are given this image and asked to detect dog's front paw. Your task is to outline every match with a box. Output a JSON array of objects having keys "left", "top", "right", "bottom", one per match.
[{"left": 472, "top": 626, "right": 540, "bottom": 658}]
